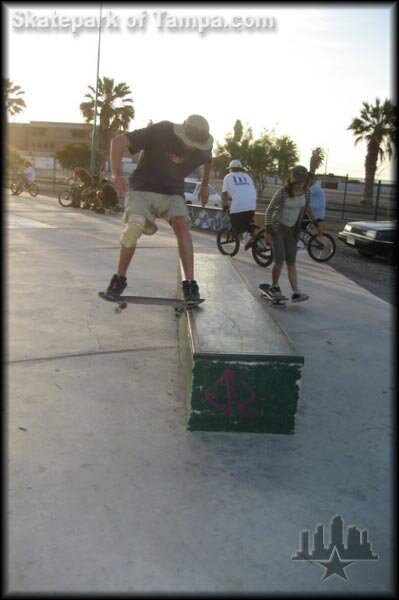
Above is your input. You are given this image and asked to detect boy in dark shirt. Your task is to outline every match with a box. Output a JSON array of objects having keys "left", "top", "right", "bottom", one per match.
[
  {"left": 105, "top": 115, "right": 213, "bottom": 303},
  {"left": 73, "top": 166, "right": 96, "bottom": 209}
]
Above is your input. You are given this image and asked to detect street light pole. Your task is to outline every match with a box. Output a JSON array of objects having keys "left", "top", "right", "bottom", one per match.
[
  {"left": 90, "top": 3, "right": 103, "bottom": 176},
  {"left": 324, "top": 148, "right": 329, "bottom": 175}
]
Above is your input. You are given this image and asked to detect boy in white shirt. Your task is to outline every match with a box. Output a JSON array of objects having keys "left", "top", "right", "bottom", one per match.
[
  {"left": 23, "top": 161, "right": 36, "bottom": 183},
  {"left": 221, "top": 159, "right": 257, "bottom": 244}
]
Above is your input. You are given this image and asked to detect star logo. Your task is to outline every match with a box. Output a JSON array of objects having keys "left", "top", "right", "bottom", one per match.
[{"left": 316, "top": 547, "right": 354, "bottom": 580}]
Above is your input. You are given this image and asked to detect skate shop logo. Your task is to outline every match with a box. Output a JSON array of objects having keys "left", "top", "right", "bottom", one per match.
[{"left": 292, "top": 514, "right": 378, "bottom": 581}]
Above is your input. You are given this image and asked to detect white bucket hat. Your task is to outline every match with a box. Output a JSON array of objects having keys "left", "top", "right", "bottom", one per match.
[{"left": 173, "top": 114, "right": 214, "bottom": 151}]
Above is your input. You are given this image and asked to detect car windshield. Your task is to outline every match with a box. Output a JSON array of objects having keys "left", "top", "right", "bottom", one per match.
[{"left": 184, "top": 181, "right": 197, "bottom": 194}]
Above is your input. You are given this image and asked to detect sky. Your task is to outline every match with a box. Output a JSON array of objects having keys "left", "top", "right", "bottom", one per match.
[{"left": 5, "top": 2, "right": 396, "bottom": 179}]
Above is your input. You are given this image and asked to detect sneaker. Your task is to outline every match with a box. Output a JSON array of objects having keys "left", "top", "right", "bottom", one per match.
[
  {"left": 106, "top": 273, "right": 127, "bottom": 298},
  {"left": 270, "top": 284, "right": 283, "bottom": 297},
  {"left": 291, "top": 291, "right": 309, "bottom": 302},
  {"left": 182, "top": 280, "right": 201, "bottom": 303}
]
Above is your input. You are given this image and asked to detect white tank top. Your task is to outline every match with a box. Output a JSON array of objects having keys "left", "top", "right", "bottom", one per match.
[{"left": 280, "top": 194, "right": 306, "bottom": 226}]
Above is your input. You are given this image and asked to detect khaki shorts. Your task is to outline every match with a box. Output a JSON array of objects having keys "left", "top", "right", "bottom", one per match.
[
  {"left": 272, "top": 225, "right": 298, "bottom": 263},
  {"left": 123, "top": 190, "right": 190, "bottom": 235}
]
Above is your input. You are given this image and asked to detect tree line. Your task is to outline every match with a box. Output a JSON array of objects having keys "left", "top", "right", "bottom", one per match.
[
  {"left": 211, "top": 120, "right": 326, "bottom": 200},
  {"left": 4, "top": 76, "right": 397, "bottom": 205}
]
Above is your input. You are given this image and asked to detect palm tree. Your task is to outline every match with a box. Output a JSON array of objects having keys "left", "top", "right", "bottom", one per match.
[
  {"left": 309, "top": 147, "right": 325, "bottom": 174},
  {"left": 3, "top": 78, "right": 26, "bottom": 117},
  {"left": 80, "top": 77, "right": 135, "bottom": 168},
  {"left": 212, "top": 123, "right": 253, "bottom": 175},
  {"left": 347, "top": 98, "right": 397, "bottom": 205},
  {"left": 273, "top": 136, "right": 299, "bottom": 182},
  {"left": 233, "top": 119, "right": 243, "bottom": 142}
]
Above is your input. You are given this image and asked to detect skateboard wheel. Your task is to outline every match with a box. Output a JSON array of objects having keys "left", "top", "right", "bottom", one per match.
[{"left": 273, "top": 302, "right": 286, "bottom": 308}]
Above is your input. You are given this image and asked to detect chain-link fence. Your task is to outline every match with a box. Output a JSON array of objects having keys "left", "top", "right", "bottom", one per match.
[
  {"left": 6, "top": 164, "right": 397, "bottom": 224},
  {"left": 6, "top": 161, "right": 133, "bottom": 196},
  {"left": 6, "top": 166, "right": 72, "bottom": 195},
  {"left": 314, "top": 175, "right": 396, "bottom": 222},
  {"left": 209, "top": 175, "right": 397, "bottom": 223}
]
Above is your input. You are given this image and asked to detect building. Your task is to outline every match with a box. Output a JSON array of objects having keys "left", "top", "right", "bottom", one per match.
[
  {"left": 7, "top": 120, "right": 137, "bottom": 172},
  {"left": 7, "top": 121, "right": 93, "bottom": 156}
]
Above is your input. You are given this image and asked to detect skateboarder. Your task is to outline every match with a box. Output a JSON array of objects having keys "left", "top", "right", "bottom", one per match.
[
  {"left": 105, "top": 115, "right": 213, "bottom": 303},
  {"left": 261, "top": 165, "right": 323, "bottom": 302}
]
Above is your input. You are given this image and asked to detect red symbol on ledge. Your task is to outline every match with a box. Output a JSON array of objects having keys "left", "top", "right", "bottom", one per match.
[{"left": 204, "top": 368, "right": 261, "bottom": 417}]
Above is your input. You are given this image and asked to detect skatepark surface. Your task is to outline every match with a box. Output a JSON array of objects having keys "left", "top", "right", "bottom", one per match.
[{"left": 6, "top": 192, "right": 394, "bottom": 594}]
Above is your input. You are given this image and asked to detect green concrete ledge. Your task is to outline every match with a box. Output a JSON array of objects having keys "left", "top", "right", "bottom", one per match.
[{"left": 178, "top": 255, "right": 304, "bottom": 433}]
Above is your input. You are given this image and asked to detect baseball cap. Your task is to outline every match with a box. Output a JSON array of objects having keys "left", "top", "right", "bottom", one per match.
[
  {"left": 289, "top": 165, "right": 309, "bottom": 183},
  {"left": 173, "top": 115, "right": 213, "bottom": 151},
  {"left": 228, "top": 159, "right": 243, "bottom": 169}
]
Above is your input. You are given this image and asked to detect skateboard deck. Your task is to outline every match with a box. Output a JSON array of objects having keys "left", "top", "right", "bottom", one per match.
[
  {"left": 98, "top": 291, "right": 205, "bottom": 316},
  {"left": 259, "top": 284, "right": 288, "bottom": 308}
]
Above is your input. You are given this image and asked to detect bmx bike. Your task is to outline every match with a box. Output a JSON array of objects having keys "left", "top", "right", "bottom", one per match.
[
  {"left": 216, "top": 223, "right": 273, "bottom": 267},
  {"left": 11, "top": 176, "right": 39, "bottom": 197}
]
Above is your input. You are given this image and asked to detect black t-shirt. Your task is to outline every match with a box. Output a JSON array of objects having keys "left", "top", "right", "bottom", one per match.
[
  {"left": 75, "top": 168, "right": 93, "bottom": 187},
  {"left": 125, "top": 121, "right": 212, "bottom": 197},
  {"left": 101, "top": 182, "right": 118, "bottom": 206}
]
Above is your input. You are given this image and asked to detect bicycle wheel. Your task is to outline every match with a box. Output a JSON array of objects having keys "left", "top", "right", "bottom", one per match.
[
  {"left": 216, "top": 227, "right": 240, "bottom": 257},
  {"left": 11, "top": 181, "right": 22, "bottom": 195},
  {"left": 29, "top": 183, "right": 39, "bottom": 197},
  {"left": 58, "top": 190, "right": 74, "bottom": 207},
  {"left": 251, "top": 231, "right": 273, "bottom": 267},
  {"left": 307, "top": 233, "right": 336, "bottom": 262}
]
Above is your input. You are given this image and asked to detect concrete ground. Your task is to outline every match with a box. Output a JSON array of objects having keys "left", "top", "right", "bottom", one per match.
[{"left": 6, "top": 191, "right": 394, "bottom": 594}]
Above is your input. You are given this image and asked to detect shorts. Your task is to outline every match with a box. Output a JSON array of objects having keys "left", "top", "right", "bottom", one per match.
[
  {"left": 229, "top": 210, "right": 256, "bottom": 235},
  {"left": 272, "top": 225, "right": 298, "bottom": 263},
  {"left": 123, "top": 190, "right": 190, "bottom": 235}
]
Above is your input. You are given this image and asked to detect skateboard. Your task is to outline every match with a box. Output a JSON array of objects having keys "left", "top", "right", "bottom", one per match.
[
  {"left": 98, "top": 291, "right": 205, "bottom": 318},
  {"left": 258, "top": 283, "right": 288, "bottom": 308}
]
